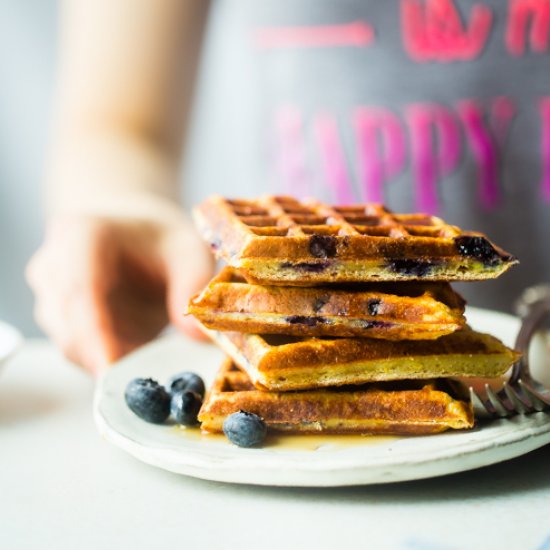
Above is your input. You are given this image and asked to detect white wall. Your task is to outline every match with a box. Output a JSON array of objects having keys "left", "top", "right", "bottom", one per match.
[{"left": 0, "top": 1, "right": 57, "bottom": 336}]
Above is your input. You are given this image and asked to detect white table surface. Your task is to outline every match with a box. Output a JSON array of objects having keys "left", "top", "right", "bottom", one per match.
[{"left": 2, "top": 340, "right": 550, "bottom": 550}]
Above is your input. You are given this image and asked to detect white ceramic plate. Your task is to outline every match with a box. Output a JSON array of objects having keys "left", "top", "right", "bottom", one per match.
[
  {"left": 94, "top": 307, "right": 550, "bottom": 487},
  {"left": 0, "top": 320, "right": 23, "bottom": 371}
]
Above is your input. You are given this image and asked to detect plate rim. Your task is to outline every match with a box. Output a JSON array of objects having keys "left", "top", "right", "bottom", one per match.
[
  {"left": 0, "top": 320, "right": 23, "bottom": 366},
  {"left": 94, "top": 306, "right": 550, "bottom": 487}
]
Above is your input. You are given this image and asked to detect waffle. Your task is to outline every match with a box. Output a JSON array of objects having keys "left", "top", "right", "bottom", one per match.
[
  {"left": 188, "top": 267, "right": 466, "bottom": 340},
  {"left": 201, "top": 325, "right": 520, "bottom": 391},
  {"left": 198, "top": 358, "right": 474, "bottom": 435},
  {"left": 193, "top": 195, "right": 517, "bottom": 285}
]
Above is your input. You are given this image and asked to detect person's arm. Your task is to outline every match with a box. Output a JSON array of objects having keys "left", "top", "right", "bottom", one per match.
[
  {"left": 27, "top": 0, "right": 214, "bottom": 374},
  {"left": 48, "top": 0, "right": 209, "bottom": 218}
]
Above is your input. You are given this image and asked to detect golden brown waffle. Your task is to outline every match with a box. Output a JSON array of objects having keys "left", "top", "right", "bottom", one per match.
[
  {"left": 188, "top": 267, "right": 466, "bottom": 340},
  {"left": 193, "top": 195, "right": 517, "bottom": 285},
  {"left": 201, "top": 325, "right": 520, "bottom": 391},
  {"left": 198, "top": 358, "right": 474, "bottom": 435}
]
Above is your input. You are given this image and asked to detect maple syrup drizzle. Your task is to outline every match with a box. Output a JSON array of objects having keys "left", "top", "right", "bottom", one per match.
[{"left": 174, "top": 426, "right": 398, "bottom": 450}]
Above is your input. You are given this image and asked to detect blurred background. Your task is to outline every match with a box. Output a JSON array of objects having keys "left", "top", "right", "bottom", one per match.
[
  {"left": 2, "top": 0, "right": 546, "bottom": 337},
  {"left": 0, "top": 1, "right": 264, "bottom": 337},
  {"left": 0, "top": 1, "right": 57, "bottom": 336}
]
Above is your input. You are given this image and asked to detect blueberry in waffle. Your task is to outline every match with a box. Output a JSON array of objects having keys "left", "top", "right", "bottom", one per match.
[
  {"left": 193, "top": 195, "right": 517, "bottom": 285},
  {"left": 188, "top": 267, "right": 466, "bottom": 340}
]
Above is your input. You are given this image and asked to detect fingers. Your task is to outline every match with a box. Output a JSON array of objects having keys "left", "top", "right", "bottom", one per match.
[
  {"left": 26, "top": 218, "right": 125, "bottom": 375},
  {"left": 163, "top": 225, "right": 215, "bottom": 341},
  {"left": 35, "top": 283, "right": 116, "bottom": 375},
  {"left": 29, "top": 272, "right": 114, "bottom": 375},
  {"left": 27, "top": 213, "right": 213, "bottom": 375}
]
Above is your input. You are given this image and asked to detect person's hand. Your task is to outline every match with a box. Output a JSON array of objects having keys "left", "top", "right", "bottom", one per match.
[{"left": 26, "top": 211, "right": 214, "bottom": 375}]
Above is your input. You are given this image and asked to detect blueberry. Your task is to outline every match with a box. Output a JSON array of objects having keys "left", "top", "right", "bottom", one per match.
[
  {"left": 367, "top": 298, "right": 382, "bottom": 315},
  {"left": 361, "top": 320, "right": 393, "bottom": 329},
  {"left": 166, "top": 371, "right": 205, "bottom": 399},
  {"left": 223, "top": 411, "right": 267, "bottom": 448},
  {"left": 285, "top": 315, "right": 328, "bottom": 327},
  {"left": 281, "top": 261, "right": 331, "bottom": 273},
  {"left": 387, "top": 259, "right": 434, "bottom": 277},
  {"left": 170, "top": 390, "right": 202, "bottom": 426},
  {"left": 125, "top": 378, "right": 171, "bottom": 424},
  {"left": 308, "top": 235, "right": 337, "bottom": 258},
  {"left": 454, "top": 236, "right": 501, "bottom": 266},
  {"left": 312, "top": 296, "right": 329, "bottom": 313}
]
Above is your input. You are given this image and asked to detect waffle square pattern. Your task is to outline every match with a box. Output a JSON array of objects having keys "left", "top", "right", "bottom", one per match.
[{"left": 193, "top": 195, "right": 517, "bottom": 285}]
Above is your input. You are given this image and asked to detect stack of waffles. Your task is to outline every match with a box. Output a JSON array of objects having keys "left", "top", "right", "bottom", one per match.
[{"left": 189, "top": 195, "right": 520, "bottom": 436}]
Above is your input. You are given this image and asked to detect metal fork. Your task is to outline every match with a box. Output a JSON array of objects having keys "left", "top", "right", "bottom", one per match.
[{"left": 469, "top": 286, "right": 550, "bottom": 419}]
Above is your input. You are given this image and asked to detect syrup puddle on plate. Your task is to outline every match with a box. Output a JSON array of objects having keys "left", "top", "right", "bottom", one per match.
[{"left": 174, "top": 426, "right": 397, "bottom": 451}]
